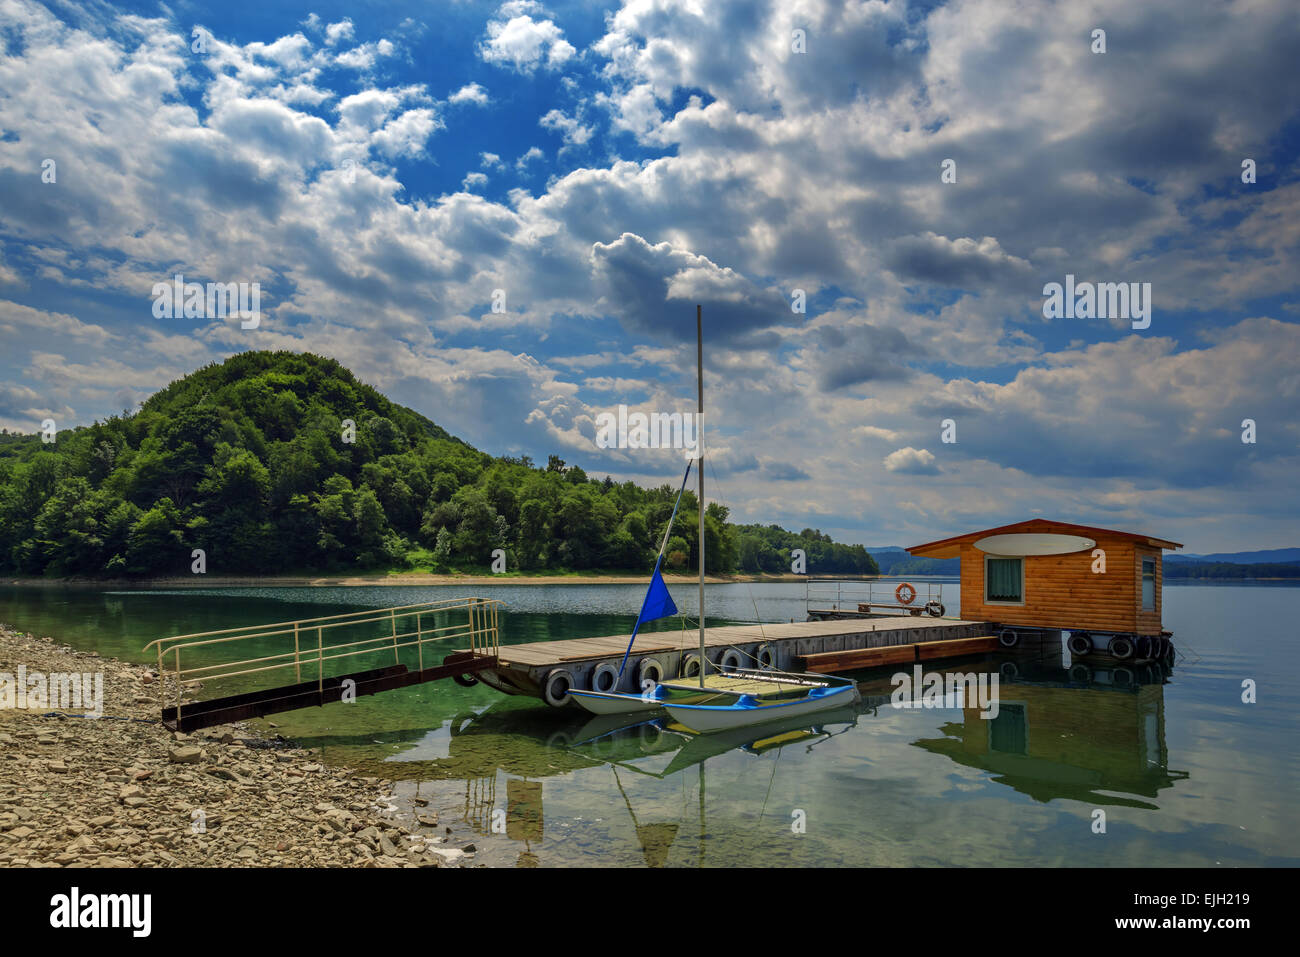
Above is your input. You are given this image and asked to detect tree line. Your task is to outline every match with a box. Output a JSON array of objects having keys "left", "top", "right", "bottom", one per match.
[
  {"left": 0, "top": 351, "right": 879, "bottom": 579},
  {"left": 1163, "top": 561, "right": 1300, "bottom": 580}
]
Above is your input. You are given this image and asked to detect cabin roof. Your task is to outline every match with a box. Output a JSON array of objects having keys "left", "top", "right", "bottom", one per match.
[{"left": 906, "top": 518, "right": 1183, "bottom": 559}]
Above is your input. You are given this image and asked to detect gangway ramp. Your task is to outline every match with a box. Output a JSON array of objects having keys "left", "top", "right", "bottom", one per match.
[{"left": 142, "top": 598, "right": 501, "bottom": 733}]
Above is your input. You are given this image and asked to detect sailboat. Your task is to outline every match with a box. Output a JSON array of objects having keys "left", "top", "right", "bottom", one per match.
[{"left": 569, "top": 305, "right": 860, "bottom": 731}]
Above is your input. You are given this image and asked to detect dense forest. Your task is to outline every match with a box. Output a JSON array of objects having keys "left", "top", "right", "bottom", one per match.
[
  {"left": 0, "top": 351, "right": 878, "bottom": 579},
  {"left": 1164, "top": 561, "right": 1300, "bottom": 579}
]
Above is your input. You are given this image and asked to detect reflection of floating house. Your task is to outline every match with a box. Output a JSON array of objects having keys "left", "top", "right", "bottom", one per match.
[
  {"left": 912, "top": 661, "right": 1188, "bottom": 807},
  {"left": 907, "top": 519, "right": 1182, "bottom": 660}
]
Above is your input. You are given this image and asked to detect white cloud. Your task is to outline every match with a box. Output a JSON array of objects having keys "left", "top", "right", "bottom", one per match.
[
  {"left": 480, "top": 8, "right": 575, "bottom": 73},
  {"left": 515, "top": 146, "right": 544, "bottom": 169},
  {"left": 448, "top": 82, "right": 490, "bottom": 106},
  {"left": 883, "top": 447, "right": 940, "bottom": 475},
  {"left": 539, "top": 108, "right": 592, "bottom": 146},
  {"left": 324, "top": 18, "right": 355, "bottom": 47},
  {"left": 1, "top": 0, "right": 1298, "bottom": 550}
]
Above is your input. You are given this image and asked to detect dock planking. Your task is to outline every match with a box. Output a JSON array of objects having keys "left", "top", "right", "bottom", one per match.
[
  {"left": 492, "top": 616, "right": 987, "bottom": 668},
  {"left": 469, "top": 614, "right": 1004, "bottom": 703},
  {"left": 796, "top": 635, "right": 1001, "bottom": 673}
]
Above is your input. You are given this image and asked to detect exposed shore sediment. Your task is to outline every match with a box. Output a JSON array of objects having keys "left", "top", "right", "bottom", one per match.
[{"left": 0, "top": 626, "right": 477, "bottom": 868}]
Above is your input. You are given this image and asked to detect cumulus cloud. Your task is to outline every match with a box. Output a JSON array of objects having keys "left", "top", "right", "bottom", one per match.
[
  {"left": 590, "top": 233, "right": 790, "bottom": 343},
  {"left": 884, "top": 447, "right": 940, "bottom": 475},
  {"left": 479, "top": 6, "right": 576, "bottom": 73},
  {"left": 885, "top": 233, "right": 1033, "bottom": 289},
  {"left": 539, "top": 108, "right": 592, "bottom": 146},
  {"left": 515, "top": 146, "right": 544, "bottom": 168},
  {"left": 0, "top": 0, "right": 1297, "bottom": 550},
  {"left": 324, "top": 19, "right": 354, "bottom": 47},
  {"left": 449, "top": 83, "right": 490, "bottom": 106}
]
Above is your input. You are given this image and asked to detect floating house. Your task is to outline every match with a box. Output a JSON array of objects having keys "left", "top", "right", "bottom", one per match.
[{"left": 906, "top": 519, "right": 1182, "bottom": 659}]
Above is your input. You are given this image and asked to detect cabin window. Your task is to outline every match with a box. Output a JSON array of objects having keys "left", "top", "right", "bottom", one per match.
[
  {"left": 985, "top": 557, "right": 1023, "bottom": 604},
  {"left": 1142, "top": 557, "right": 1156, "bottom": 611}
]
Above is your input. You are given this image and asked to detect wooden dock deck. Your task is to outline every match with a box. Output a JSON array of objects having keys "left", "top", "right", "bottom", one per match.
[{"left": 472, "top": 615, "right": 997, "bottom": 706}]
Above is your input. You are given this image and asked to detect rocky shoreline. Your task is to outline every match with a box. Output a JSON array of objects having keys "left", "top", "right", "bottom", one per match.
[{"left": 0, "top": 626, "right": 479, "bottom": 868}]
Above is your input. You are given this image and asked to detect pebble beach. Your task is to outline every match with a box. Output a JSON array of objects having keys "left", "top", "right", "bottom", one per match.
[{"left": 0, "top": 625, "right": 478, "bottom": 868}]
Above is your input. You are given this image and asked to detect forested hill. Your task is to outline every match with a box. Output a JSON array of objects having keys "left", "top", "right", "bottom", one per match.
[{"left": 0, "top": 351, "right": 878, "bottom": 579}]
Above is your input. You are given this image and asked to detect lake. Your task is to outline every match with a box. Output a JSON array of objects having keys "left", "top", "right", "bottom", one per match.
[{"left": 1, "top": 580, "right": 1295, "bottom": 867}]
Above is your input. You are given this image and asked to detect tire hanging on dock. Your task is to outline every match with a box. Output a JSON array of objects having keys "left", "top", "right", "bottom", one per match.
[
  {"left": 926, "top": 601, "right": 945, "bottom": 617},
  {"left": 1067, "top": 632, "right": 1092, "bottom": 656},
  {"left": 681, "top": 654, "right": 703, "bottom": 679},
  {"left": 720, "top": 648, "right": 745, "bottom": 672},
  {"left": 542, "top": 669, "right": 574, "bottom": 708},
  {"left": 591, "top": 661, "right": 620, "bottom": 693},
  {"left": 1108, "top": 636, "right": 1135, "bottom": 660},
  {"left": 998, "top": 628, "right": 1019, "bottom": 648},
  {"left": 756, "top": 643, "right": 777, "bottom": 669},
  {"left": 637, "top": 656, "right": 664, "bottom": 688},
  {"left": 452, "top": 673, "right": 479, "bottom": 687}
]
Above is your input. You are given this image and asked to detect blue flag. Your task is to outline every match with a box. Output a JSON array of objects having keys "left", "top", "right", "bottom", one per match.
[
  {"left": 636, "top": 564, "right": 677, "bottom": 626},
  {"left": 615, "top": 556, "right": 678, "bottom": 682},
  {"left": 613, "top": 460, "right": 692, "bottom": 685}
]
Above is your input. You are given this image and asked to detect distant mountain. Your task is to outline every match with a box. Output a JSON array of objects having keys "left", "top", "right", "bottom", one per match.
[
  {"left": 1166, "top": 548, "right": 1300, "bottom": 564},
  {"left": 1165, "top": 561, "right": 1300, "bottom": 579},
  {"left": 866, "top": 546, "right": 959, "bottom": 576}
]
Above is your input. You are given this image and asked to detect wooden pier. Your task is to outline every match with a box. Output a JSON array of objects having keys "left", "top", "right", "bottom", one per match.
[
  {"left": 471, "top": 615, "right": 996, "bottom": 706},
  {"left": 144, "top": 599, "right": 1011, "bottom": 730}
]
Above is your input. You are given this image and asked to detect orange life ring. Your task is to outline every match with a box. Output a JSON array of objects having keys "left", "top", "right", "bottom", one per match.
[{"left": 895, "top": 582, "right": 917, "bottom": 605}]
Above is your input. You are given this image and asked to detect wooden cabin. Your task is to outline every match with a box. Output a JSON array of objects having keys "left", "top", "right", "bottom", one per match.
[{"left": 906, "top": 519, "right": 1182, "bottom": 636}]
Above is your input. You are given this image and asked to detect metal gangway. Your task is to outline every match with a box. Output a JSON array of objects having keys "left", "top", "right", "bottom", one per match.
[
  {"left": 805, "top": 578, "right": 948, "bottom": 619},
  {"left": 142, "top": 598, "right": 502, "bottom": 733}
]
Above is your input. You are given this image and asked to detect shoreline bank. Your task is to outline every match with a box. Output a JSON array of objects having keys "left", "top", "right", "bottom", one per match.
[
  {"left": 0, "top": 571, "right": 818, "bottom": 588},
  {"left": 0, "top": 626, "right": 484, "bottom": 868}
]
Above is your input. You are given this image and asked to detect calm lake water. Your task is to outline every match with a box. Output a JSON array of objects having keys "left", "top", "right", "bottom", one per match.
[{"left": 1, "top": 580, "right": 1296, "bottom": 867}]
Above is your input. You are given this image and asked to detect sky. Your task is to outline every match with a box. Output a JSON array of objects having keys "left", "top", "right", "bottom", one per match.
[{"left": 0, "top": 0, "right": 1297, "bottom": 552}]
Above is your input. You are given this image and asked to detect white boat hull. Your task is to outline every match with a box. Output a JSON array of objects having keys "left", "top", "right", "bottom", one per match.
[
  {"left": 568, "top": 688, "right": 663, "bottom": 715},
  {"left": 662, "top": 684, "right": 858, "bottom": 733}
]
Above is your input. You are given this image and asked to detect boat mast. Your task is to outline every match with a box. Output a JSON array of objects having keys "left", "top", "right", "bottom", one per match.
[{"left": 697, "top": 303, "right": 705, "bottom": 688}]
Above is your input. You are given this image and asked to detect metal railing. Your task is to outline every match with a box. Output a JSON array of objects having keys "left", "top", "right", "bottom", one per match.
[
  {"left": 142, "top": 598, "right": 502, "bottom": 723},
  {"left": 805, "top": 578, "right": 946, "bottom": 614}
]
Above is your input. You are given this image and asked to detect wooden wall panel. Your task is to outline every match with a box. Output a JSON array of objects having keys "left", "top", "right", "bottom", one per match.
[{"left": 957, "top": 534, "right": 1162, "bottom": 633}]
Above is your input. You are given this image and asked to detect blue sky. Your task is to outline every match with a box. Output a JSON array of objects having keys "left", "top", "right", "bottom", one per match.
[{"left": 1, "top": 0, "right": 1297, "bottom": 551}]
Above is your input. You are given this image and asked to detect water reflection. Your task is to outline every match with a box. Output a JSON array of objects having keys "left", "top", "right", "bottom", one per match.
[
  {"left": 459, "top": 703, "right": 860, "bottom": 868},
  {"left": 7, "top": 583, "right": 1290, "bottom": 866},
  {"left": 324, "top": 653, "right": 1188, "bottom": 866},
  {"left": 907, "top": 657, "right": 1188, "bottom": 809}
]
